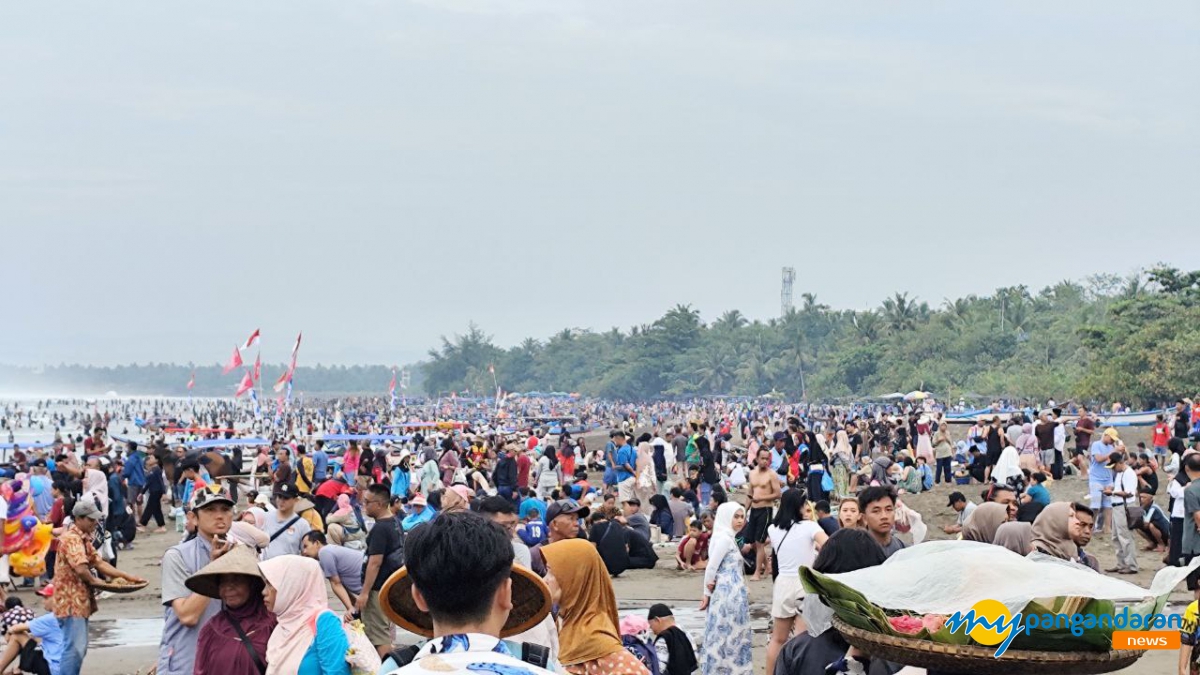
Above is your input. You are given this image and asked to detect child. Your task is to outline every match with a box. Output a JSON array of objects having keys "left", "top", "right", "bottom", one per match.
[
  {"left": 674, "top": 521, "right": 708, "bottom": 571},
  {"left": 517, "top": 504, "right": 548, "bottom": 548},
  {"left": 647, "top": 604, "right": 698, "bottom": 675}
]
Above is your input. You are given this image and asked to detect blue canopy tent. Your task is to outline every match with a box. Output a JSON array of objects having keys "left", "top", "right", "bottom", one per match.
[{"left": 185, "top": 437, "right": 272, "bottom": 449}]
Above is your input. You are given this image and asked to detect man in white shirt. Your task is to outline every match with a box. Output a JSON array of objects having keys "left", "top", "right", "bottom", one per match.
[
  {"left": 942, "top": 492, "right": 976, "bottom": 535},
  {"left": 1104, "top": 452, "right": 1139, "bottom": 574}
]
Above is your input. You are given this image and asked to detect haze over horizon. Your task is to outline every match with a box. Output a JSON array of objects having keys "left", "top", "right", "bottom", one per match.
[{"left": 3, "top": 2, "right": 1197, "bottom": 367}]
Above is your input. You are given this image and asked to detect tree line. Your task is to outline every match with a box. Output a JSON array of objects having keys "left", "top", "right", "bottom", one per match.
[
  {"left": 5, "top": 267, "right": 1197, "bottom": 404},
  {"left": 423, "top": 266, "right": 1200, "bottom": 405}
]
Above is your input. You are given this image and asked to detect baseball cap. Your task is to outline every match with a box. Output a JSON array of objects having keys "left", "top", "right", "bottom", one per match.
[
  {"left": 647, "top": 603, "right": 674, "bottom": 620},
  {"left": 72, "top": 500, "right": 102, "bottom": 521},
  {"left": 545, "top": 500, "right": 589, "bottom": 523},
  {"left": 190, "top": 484, "right": 235, "bottom": 511},
  {"left": 947, "top": 491, "right": 966, "bottom": 507},
  {"left": 772, "top": 431, "right": 788, "bottom": 442},
  {"left": 1103, "top": 427, "right": 1121, "bottom": 441},
  {"left": 273, "top": 483, "right": 300, "bottom": 500},
  {"left": 1105, "top": 451, "right": 1125, "bottom": 469}
]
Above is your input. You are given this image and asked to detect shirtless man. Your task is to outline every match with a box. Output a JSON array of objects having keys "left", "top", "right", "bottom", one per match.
[{"left": 747, "top": 447, "right": 782, "bottom": 580}]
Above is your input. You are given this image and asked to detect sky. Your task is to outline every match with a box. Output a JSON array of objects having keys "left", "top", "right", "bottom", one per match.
[{"left": 2, "top": 1, "right": 1197, "bottom": 367}]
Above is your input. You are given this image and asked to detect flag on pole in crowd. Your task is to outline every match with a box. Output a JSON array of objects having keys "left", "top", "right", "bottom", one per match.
[
  {"left": 186, "top": 371, "right": 195, "bottom": 390},
  {"left": 389, "top": 368, "right": 397, "bottom": 412},
  {"left": 235, "top": 370, "right": 254, "bottom": 398},
  {"left": 240, "top": 329, "right": 261, "bottom": 352},
  {"left": 250, "top": 388, "right": 261, "bottom": 417},
  {"left": 253, "top": 354, "right": 262, "bottom": 383},
  {"left": 222, "top": 346, "right": 244, "bottom": 375},
  {"left": 274, "top": 331, "right": 303, "bottom": 392}
]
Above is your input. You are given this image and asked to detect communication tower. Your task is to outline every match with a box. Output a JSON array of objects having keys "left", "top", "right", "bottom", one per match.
[{"left": 781, "top": 267, "right": 795, "bottom": 317}]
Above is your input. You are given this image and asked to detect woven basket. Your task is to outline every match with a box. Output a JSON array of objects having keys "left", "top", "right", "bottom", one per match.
[{"left": 832, "top": 617, "right": 1143, "bottom": 675}]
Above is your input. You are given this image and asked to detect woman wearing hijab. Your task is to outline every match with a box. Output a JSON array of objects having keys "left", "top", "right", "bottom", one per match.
[
  {"left": 325, "top": 496, "right": 365, "bottom": 548},
  {"left": 648, "top": 494, "right": 674, "bottom": 540},
  {"left": 914, "top": 416, "right": 934, "bottom": 466},
  {"left": 534, "top": 445, "right": 560, "bottom": 501},
  {"left": 400, "top": 494, "right": 436, "bottom": 532},
  {"left": 259, "top": 555, "right": 349, "bottom": 675},
  {"left": 1030, "top": 502, "right": 1098, "bottom": 570},
  {"left": 540, "top": 539, "right": 650, "bottom": 674},
  {"left": 830, "top": 430, "right": 853, "bottom": 499},
  {"left": 191, "top": 546, "right": 278, "bottom": 675},
  {"left": 417, "top": 451, "right": 442, "bottom": 497},
  {"left": 960, "top": 502, "right": 1010, "bottom": 543},
  {"left": 993, "top": 521, "right": 1034, "bottom": 555},
  {"left": 699, "top": 502, "right": 753, "bottom": 674},
  {"left": 990, "top": 446, "right": 1025, "bottom": 494},
  {"left": 1167, "top": 441, "right": 1192, "bottom": 567},
  {"left": 634, "top": 437, "right": 657, "bottom": 507},
  {"left": 1016, "top": 423, "right": 1040, "bottom": 473},
  {"left": 389, "top": 453, "right": 411, "bottom": 500}
]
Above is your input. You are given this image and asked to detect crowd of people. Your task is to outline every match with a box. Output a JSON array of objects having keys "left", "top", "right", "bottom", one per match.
[{"left": 2, "top": 393, "right": 1200, "bottom": 675}]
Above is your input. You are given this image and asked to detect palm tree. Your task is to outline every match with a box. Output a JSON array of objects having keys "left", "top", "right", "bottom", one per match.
[
  {"left": 881, "top": 292, "right": 923, "bottom": 333},
  {"left": 713, "top": 310, "right": 748, "bottom": 333},
  {"left": 851, "top": 311, "right": 883, "bottom": 343}
]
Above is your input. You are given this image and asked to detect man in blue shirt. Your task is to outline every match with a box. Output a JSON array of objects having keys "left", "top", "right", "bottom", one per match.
[
  {"left": 0, "top": 584, "right": 63, "bottom": 675},
  {"left": 614, "top": 432, "right": 637, "bottom": 503},
  {"left": 311, "top": 440, "right": 329, "bottom": 483},
  {"left": 1088, "top": 428, "right": 1120, "bottom": 535},
  {"left": 121, "top": 442, "right": 147, "bottom": 525}
]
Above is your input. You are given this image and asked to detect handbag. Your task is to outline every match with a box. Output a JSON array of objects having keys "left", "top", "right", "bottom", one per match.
[
  {"left": 770, "top": 527, "right": 792, "bottom": 581},
  {"left": 1125, "top": 503, "right": 1144, "bottom": 530}
]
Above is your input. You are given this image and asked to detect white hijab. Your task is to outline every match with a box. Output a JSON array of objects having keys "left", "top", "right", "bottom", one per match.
[
  {"left": 703, "top": 501, "right": 746, "bottom": 596},
  {"left": 992, "top": 446, "right": 1022, "bottom": 485}
]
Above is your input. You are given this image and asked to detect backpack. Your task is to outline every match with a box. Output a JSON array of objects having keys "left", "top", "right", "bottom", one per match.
[
  {"left": 622, "top": 635, "right": 661, "bottom": 675},
  {"left": 308, "top": 612, "right": 382, "bottom": 675}
]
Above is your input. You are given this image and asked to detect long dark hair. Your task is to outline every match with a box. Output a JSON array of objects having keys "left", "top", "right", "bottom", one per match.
[
  {"left": 543, "top": 444, "right": 558, "bottom": 469},
  {"left": 772, "top": 488, "right": 808, "bottom": 530},
  {"left": 813, "top": 528, "right": 887, "bottom": 574}
]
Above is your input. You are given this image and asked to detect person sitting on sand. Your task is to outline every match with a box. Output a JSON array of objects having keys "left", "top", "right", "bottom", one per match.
[{"left": 675, "top": 521, "right": 709, "bottom": 571}]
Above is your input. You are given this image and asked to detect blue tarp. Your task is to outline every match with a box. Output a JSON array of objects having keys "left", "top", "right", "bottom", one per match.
[
  {"left": 0, "top": 442, "right": 53, "bottom": 450},
  {"left": 321, "top": 434, "right": 411, "bottom": 442},
  {"left": 186, "top": 437, "right": 272, "bottom": 449}
]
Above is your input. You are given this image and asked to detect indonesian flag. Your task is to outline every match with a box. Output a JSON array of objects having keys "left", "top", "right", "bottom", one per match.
[
  {"left": 186, "top": 371, "right": 195, "bottom": 390},
  {"left": 240, "top": 329, "right": 261, "bottom": 352},
  {"left": 273, "top": 332, "right": 303, "bottom": 392},
  {"left": 389, "top": 369, "right": 397, "bottom": 412},
  {"left": 273, "top": 366, "right": 293, "bottom": 393},
  {"left": 235, "top": 370, "right": 254, "bottom": 398},
  {"left": 222, "top": 346, "right": 244, "bottom": 375},
  {"left": 253, "top": 354, "right": 262, "bottom": 383}
]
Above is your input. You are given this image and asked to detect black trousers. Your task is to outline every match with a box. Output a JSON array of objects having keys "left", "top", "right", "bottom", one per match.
[
  {"left": 935, "top": 458, "right": 952, "bottom": 483},
  {"left": 628, "top": 554, "right": 657, "bottom": 570},
  {"left": 140, "top": 492, "right": 165, "bottom": 527}
]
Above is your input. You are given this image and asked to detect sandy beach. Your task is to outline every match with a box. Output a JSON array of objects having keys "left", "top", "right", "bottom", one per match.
[{"left": 50, "top": 423, "right": 1178, "bottom": 675}]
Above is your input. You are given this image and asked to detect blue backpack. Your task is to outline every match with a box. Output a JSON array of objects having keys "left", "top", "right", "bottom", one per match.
[{"left": 622, "top": 635, "right": 661, "bottom": 675}]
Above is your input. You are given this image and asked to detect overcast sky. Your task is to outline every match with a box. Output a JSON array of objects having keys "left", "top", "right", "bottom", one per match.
[{"left": 2, "top": 1, "right": 1197, "bottom": 367}]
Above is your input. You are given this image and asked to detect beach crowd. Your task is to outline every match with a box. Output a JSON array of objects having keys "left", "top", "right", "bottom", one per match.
[{"left": 2, "top": 394, "right": 1200, "bottom": 675}]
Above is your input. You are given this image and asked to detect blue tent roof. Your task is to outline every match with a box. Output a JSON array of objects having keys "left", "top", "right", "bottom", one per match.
[{"left": 186, "top": 437, "right": 272, "bottom": 449}]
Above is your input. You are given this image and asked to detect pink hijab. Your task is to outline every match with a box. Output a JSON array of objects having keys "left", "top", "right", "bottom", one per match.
[
  {"left": 331, "top": 494, "right": 352, "bottom": 518},
  {"left": 259, "top": 555, "right": 330, "bottom": 675}
]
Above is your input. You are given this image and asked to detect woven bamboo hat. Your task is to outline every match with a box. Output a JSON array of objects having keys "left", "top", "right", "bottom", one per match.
[
  {"left": 184, "top": 544, "right": 265, "bottom": 599},
  {"left": 380, "top": 562, "right": 551, "bottom": 638}
]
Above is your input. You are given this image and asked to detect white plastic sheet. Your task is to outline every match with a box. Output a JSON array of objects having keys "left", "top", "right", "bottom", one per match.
[{"left": 803, "top": 540, "right": 1200, "bottom": 636}]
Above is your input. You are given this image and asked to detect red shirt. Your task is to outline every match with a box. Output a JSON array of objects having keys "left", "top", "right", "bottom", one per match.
[
  {"left": 516, "top": 454, "right": 532, "bottom": 489},
  {"left": 315, "top": 479, "right": 354, "bottom": 500},
  {"left": 1152, "top": 423, "right": 1170, "bottom": 447}
]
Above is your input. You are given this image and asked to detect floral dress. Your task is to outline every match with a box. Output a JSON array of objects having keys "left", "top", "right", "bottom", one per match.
[{"left": 701, "top": 544, "right": 752, "bottom": 674}]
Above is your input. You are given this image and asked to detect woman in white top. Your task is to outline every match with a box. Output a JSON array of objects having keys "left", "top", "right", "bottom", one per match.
[
  {"left": 534, "top": 445, "right": 561, "bottom": 500},
  {"left": 765, "top": 488, "right": 828, "bottom": 675}
]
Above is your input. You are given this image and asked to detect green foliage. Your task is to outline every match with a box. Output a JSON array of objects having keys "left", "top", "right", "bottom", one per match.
[
  {"left": 8, "top": 268, "right": 1197, "bottom": 401},
  {"left": 420, "top": 268, "right": 1200, "bottom": 403}
]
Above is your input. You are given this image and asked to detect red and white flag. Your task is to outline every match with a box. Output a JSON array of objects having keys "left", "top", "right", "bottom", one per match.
[
  {"left": 240, "top": 329, "right": 261, "bottom": 352},
  {"left": 235, "top": 370, "right": 255, "bottom": 398},
  {"left": 273, "top": 331, "right": 303, "bottom": 392},
  {"left": 388, "top": 369, "right": 397, "bottom": 395},
  {"left": 186, "top": 371, "right": 195, "bottom": 390},
  {"left": 253, "top": 354, "right": 262, "bottom": 383},
  {"left": 222, "top": 346, "right": 244, "bottom": 375}
]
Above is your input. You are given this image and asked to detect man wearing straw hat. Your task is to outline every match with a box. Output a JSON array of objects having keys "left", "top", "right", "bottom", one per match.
[
  {"left": 379, "top": 511, "right": 556, "bottom": 673},
  {"left": 158, "top": 485, "right": 235, "bottom": 675}
]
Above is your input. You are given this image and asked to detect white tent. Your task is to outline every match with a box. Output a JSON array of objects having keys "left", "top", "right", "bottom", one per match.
[{"left": 878, "top": 392, "right": 906, "bottom": 400}]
